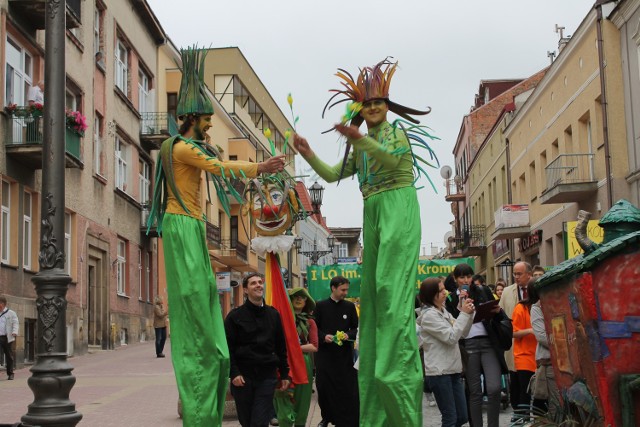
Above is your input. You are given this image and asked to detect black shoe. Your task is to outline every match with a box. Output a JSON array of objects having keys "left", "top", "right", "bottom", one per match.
[
  {"left": 7, "top": 374, "right": 14, "bottom": 380},
  {"left": 317, "top": 421, "right": 329, "bottom": 427},
  {"left": 157, "top": 354, "right": 165, "bottom": 358}
]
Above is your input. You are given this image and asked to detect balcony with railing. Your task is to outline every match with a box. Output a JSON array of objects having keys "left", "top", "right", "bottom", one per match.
[
  {"left": 9, "top": 0, "right": 81, "bottom": 30},
  {"left": 206, "top": 221, "right": 221, "bottom": 249},
  {"left": 444, "top": 178, "right": 465, "bottom": 202},
  {"left": 140, "top": 204, "right": 158, "bottom": 237},
  {"left": 540, "top": 153, "right": 597, "bottom": 204},
  {"left": 448, "top": 236, "right": 465, "bottom": 258},
  {"left": 492, "top": 204, "right": 530, "bottom": 240},
  {"left": 140, "top": 112, "right": 179, "bottom": 150},
  {"left": 462, "top": 225, "right": 487, "bottom": 256},
  {"left": 211, "top": 239, "right": 250, "bottom": 270},
  {"left": 5, "top": 115, "right": 83, "bottom": 169}
]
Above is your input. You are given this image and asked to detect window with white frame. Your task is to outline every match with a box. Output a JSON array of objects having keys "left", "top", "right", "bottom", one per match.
[
  {"left": 117, "top": 239, "right": 127, "bottom": 295},
  {"left": 138, "top": 159, "right": 150, "bottom": 204},
  {"left": 115, "top": 39, "right": 128, "bottom": 94},
  {"left": 23, "top": 191, "right": 32, "bottom": 269},
  {"left": 2, "top": 181, "right": 11, "bottom": 263},
  {"left": 64, "top": 212, "right": 72, "bottom": 274},
  {"left": 115, "top": 136, "right": 129, "bottom": 192},
  {"left": 137, "top": 248, "right": 142, "bottom": 300},
  {"left": 94, "top": 115, "right": 105, "bottom": 177},
  {"left": 5, "top": 37, "right": 32, "bottom": 106},
  {"left": 94, "top": 6, "right": 104, "bottom": 56},
  {"left": 339, "top": 242, "right": 348, "bottom": 258},
  {"left": 138, "top": 70, "right": 150, "bottom": 114}
]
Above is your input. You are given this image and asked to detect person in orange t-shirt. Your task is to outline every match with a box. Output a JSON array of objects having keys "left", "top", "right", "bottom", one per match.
[{"left": 511, "top": 279, "right": 538, "bottom": 413}]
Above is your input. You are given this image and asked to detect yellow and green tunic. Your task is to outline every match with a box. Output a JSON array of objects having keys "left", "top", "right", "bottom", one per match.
[
  {"left": 305, "top": 121, "right": 423, "bottom": 427},
  {"left": 150, "top": 136, "right": 258, "bottom": 427}
]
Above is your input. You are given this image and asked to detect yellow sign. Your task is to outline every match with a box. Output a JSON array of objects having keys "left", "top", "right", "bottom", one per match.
[{"left": 565, "top": 219, "right": 604, "bottom": 259}]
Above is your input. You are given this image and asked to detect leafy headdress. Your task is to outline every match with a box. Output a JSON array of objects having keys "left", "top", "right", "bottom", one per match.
[
  {"left": 147, "top": 47, "right": 244, "bottom": 234},
  {"left": 322, "top": 57, "right": 431, "bottom": 128},
  {"left": 323, "top": 57, "right": 441, "bottom": 190}
]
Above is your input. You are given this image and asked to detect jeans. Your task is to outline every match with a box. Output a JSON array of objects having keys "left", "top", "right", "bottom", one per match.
[
  {"left": 426, "top": 374, "right": 468, "bottom": 427},
  {"left": 154, "top": 327, "right": 166, "bottom": 356},
  {"left": 464, "top": 337, "right": 502, "bottom": 427},
  {"left": 231, "top": 375, "right": 278, "bottom": 427}
]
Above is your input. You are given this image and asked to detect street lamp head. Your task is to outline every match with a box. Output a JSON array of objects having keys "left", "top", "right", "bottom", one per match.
[
  {"left": 308, "top": 181, "right": 324, "bottom": 213},
  {"left": 293, "top": 236, "right": 303, "bottom": 251},
  {"left": 327, "top": 235, "right": 336, "bottom": 250}
]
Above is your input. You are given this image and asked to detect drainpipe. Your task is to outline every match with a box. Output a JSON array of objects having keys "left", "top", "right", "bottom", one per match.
[
  {"left": 595, "top": 1, "right": 614, "bottom": 209},
  {"left": 505, "top": 137, "right": 515, "bottom": 264}
]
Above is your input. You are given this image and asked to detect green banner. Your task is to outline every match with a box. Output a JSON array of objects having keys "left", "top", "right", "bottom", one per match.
[{"left": 307, "top": 258, "right": 475, "bottom": 301}]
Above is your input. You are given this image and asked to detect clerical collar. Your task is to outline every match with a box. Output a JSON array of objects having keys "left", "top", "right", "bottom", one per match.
[{"left": 330, "top": 296, "right": 342, "bottom": 303}]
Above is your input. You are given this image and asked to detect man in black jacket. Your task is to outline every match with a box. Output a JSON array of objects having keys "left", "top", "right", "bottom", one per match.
[{"left": 225, "top": 273, "right": 290, "bottom": 427}]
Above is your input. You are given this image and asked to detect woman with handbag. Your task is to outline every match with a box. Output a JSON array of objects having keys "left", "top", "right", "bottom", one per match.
[
  {"left": 455, "top": 264, "right": 511, "bottom": 427},
  {"left": 418, "top": 277, "right": 475, "bottom": 427}
]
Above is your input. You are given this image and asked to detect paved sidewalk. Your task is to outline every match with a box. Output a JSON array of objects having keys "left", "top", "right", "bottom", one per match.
[{"left": 0, "top": 341, "right": 513, "bottom": 426}]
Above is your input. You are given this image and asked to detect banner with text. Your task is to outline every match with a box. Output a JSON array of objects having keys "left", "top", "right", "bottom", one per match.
[
  {"left": 307, "top": 258, "right": 476, "bottom": 301},
  {"left": 564, "top": 220, "right": 604, "bottom": 259}
]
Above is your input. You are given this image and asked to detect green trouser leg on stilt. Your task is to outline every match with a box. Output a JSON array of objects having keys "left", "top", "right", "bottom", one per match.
[
  {"left": 358, "top": 187, "right": 423, "bottom": 427},
  {"left": 275, "top": 352, "right": 314, "bottom": 427},
  {"left": 163, "top": 214, "right": 230, "bottom": 427}
]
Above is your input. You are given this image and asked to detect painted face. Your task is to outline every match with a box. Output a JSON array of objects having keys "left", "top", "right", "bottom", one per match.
[
  {"left": 194, "top": 115, "right": 212, "bottom": 140},
  {"left": 247, "top": 183, "right": 299, "bottom": 236},
  {"left": 360, "top": 99, "right": 388, "bottom": 128}
]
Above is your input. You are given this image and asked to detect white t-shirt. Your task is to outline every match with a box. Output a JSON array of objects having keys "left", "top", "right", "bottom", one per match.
[{"left": 27, "top": 86, "right": 44, "bottom": 103}]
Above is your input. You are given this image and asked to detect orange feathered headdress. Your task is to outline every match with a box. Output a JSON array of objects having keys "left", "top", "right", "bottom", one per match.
[{"left": 322, "top": 57, "right": 431, "bottom": 127}]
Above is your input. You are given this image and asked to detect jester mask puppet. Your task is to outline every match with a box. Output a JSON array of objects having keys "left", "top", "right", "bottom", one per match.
[
  {"left": 244, "top": 177, "right": 301, "bottom": 237},
  {"left": 243, "top": 176, "right": 309, "bottom": 387}
]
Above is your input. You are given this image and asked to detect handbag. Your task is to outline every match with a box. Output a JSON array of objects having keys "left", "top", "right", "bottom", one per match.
[{"left": 489, "top": 310, "right": 513, "bottom": 351}]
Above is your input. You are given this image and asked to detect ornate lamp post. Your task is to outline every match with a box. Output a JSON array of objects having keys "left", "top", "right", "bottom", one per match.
[
  {"left": 308, "top": 181, "right": 324, "bottom": 214},
  {"left": 22, "top": 1, "right": 82, "bottom": 425},
  {"left": 293, "top": 235, "right": 336, "bottom": 265}
]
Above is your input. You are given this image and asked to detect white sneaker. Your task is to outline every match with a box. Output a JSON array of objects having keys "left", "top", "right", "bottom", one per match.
[{"left": 426, "top": 393, "right": 437, "bottom": 407}]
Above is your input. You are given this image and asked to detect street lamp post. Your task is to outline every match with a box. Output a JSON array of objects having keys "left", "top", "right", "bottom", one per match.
[
  {"left": 294, "top": 236, "right": 336, "bottom": 265},
  {"left": 22, "top": 1, "right": 82, "bottom": 425}
]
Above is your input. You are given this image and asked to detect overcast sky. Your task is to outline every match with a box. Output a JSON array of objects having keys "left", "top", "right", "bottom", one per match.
[{"left": 148, "top": 0, "right": 593, "bottom": 254}]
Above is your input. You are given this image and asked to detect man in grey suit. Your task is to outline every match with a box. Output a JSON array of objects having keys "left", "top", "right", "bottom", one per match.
[
  {"left": 0, "top": 296, "right": 19, "bottom": 380},
  {"left": 498, "top": 261, "right": 532, "bottom": 411}
]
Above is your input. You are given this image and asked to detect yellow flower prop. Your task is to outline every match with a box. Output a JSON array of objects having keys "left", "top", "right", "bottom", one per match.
[{"left": 332, "top": 330, "right": 349, "bottom": 346}]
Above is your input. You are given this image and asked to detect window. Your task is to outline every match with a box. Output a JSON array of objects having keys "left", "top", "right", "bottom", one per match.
[
  {"left": 2, "top": 181, "right": 11, "bottom": 263},
  {"left": 94, "top": 6, "right": 103, "bottom": 56},
  {"left": 167, "top": 93, "right": 177, "bottom": 119},
  {"left": 144, "top": 251, "right": 151, "bottom": 303},
  {"left": 94, "top": 115, "right": 105, "bottom": 177},
  {"left": 339, "top": 242, "right": 348, "bottom": 258},
  {"left": 137, "top": 248, "right": 142, "bottom": 300},
  {"left": 64, "top": 212, "right": 72, "bottom": 274},
  {"left": 138, "top": 70, "right": 150, "bottom": 114},
  {"left": 23, "top": 191, "right": 32, "bottom": 269},
  {"left": 117, "top": 239, "right": 127, "bottom": 295},
  {"left": 115, "top": 39, "right": 128, "bottom": 94},
  {"left": 138, "top": 159, "right": 150, "bottom": 204},
  {"left": 230, "top": 216, "right": 238, "bottom": 247},
  {"left": 115, "top": 136, "right": 129, "bottom": 192},
  {"left": 5, "top": 38, "right": 32, "bottom": 106}
]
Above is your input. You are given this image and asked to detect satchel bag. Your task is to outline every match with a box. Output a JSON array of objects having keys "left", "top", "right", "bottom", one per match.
[{"left": 490, "top": 311, "right": 513, "bottom": 351}]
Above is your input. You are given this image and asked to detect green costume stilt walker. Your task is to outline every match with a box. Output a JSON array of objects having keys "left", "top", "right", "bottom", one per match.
[
  {"left": 294, "top": 59, "right": 440, "bottom": 427},
  {"left": 148, "top": 48, "right": 286, "bottom": 426},
  {"left": 274, "top": 287, "right": 318, "bottom": 427}
]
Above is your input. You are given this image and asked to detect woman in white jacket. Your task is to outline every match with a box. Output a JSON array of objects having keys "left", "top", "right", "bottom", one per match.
[{"left": 418, "top": 277, "right": 475, "bottom": 427}]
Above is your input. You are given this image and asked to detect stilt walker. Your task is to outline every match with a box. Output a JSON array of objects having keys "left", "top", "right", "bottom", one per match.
[
  {"left": 148, "top": 48, "right": 286, "bottom": 426},
  {"left": 293, "top": 58, "right": 440, "bottom": 427}
]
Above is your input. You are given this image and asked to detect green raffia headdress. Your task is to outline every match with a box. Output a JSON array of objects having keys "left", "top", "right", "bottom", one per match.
[{"left": 177, "top": 47, "right": 214, "bottom": 118}]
